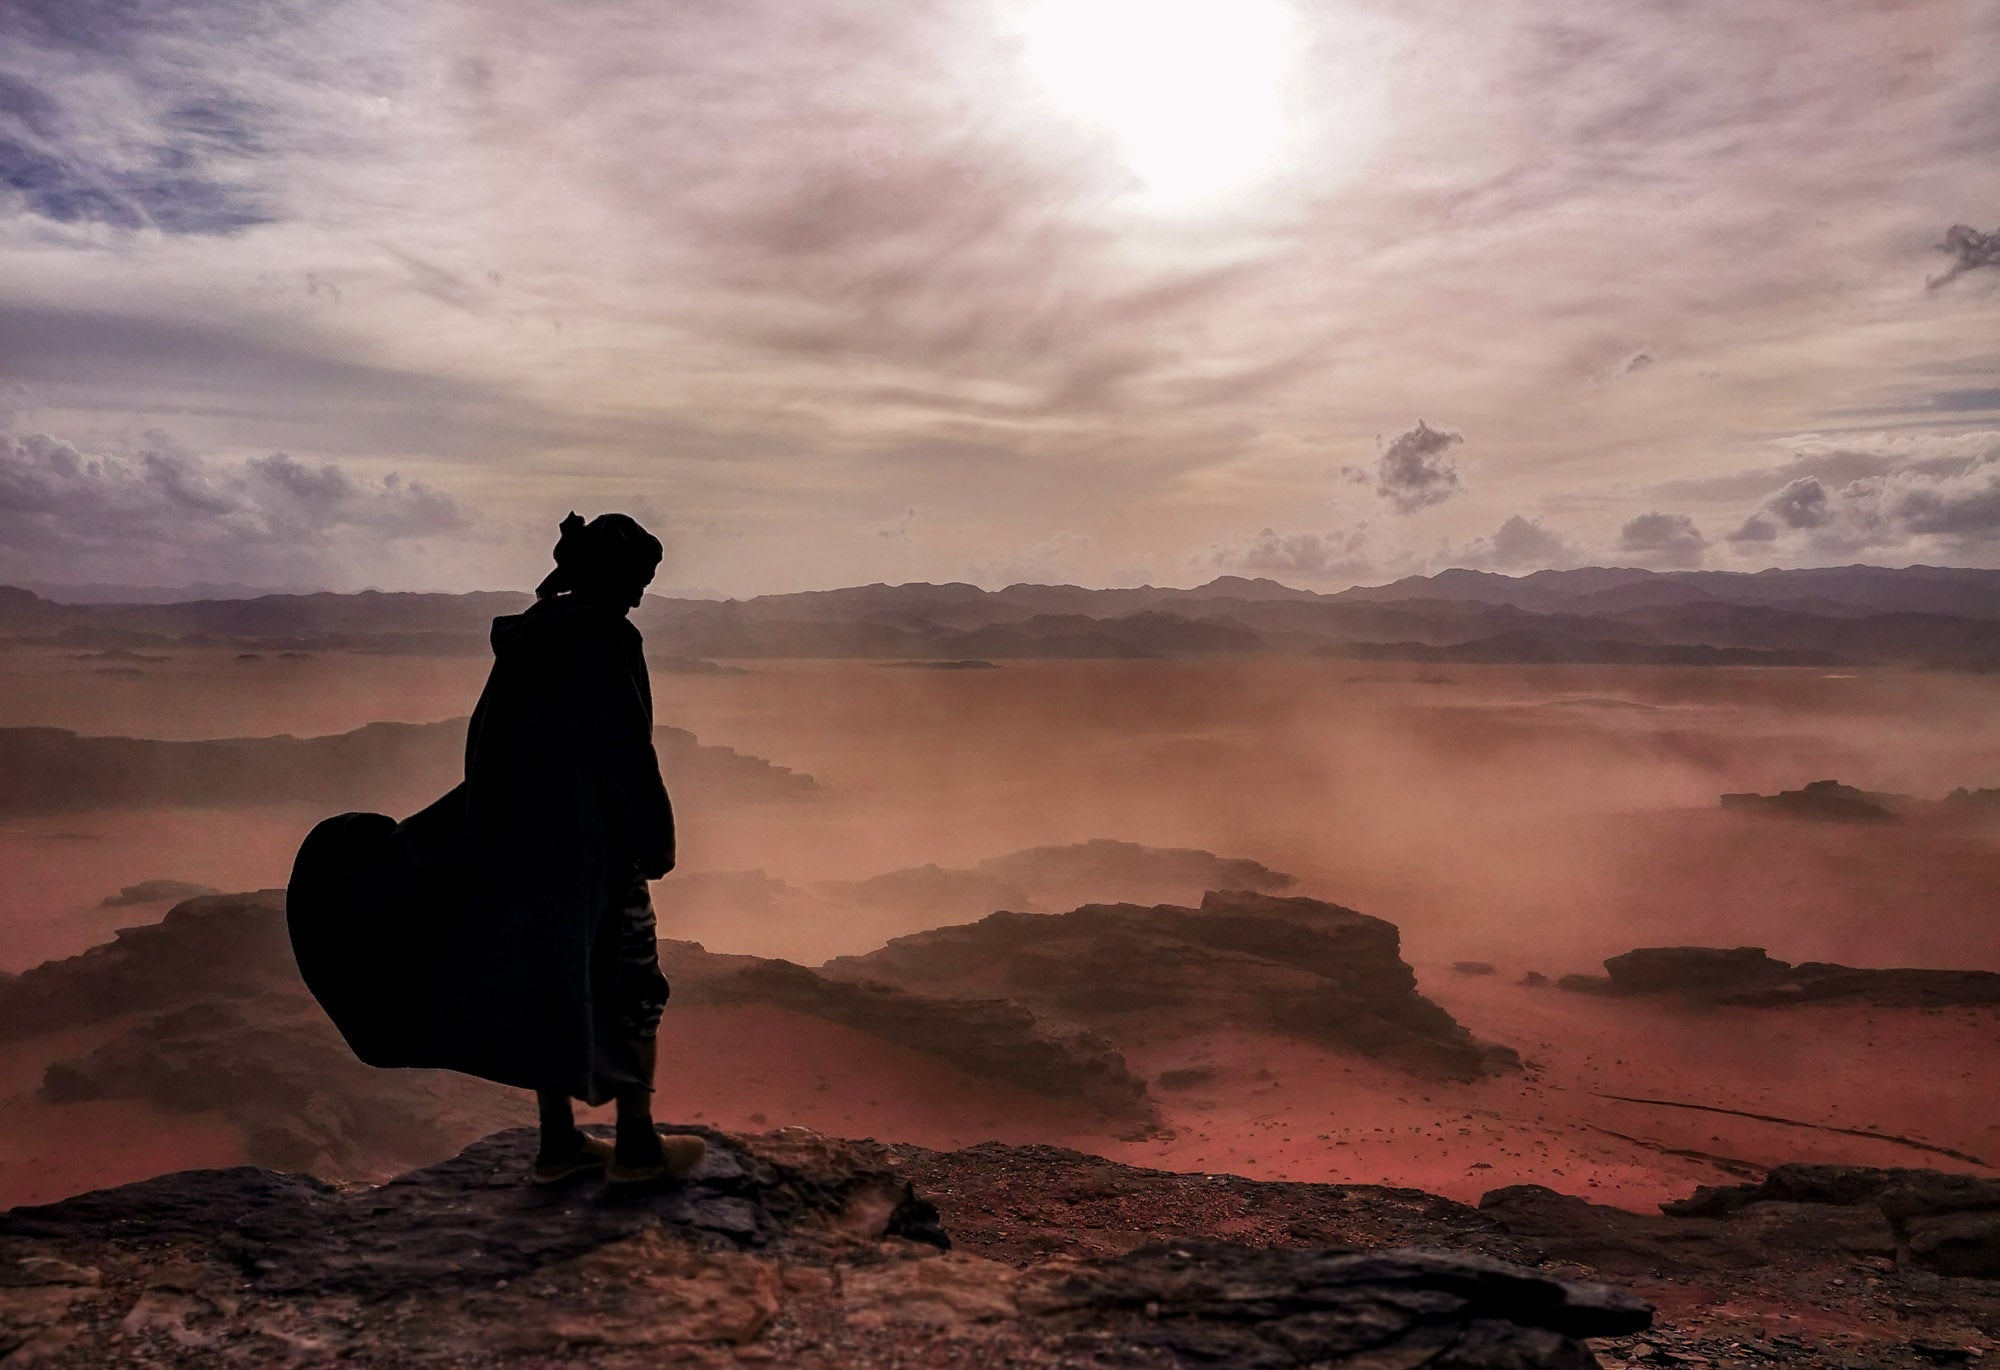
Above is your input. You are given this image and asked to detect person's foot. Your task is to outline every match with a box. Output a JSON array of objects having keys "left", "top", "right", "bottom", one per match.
[
  {"left": 530, "top": 1132, "right": 614, "bottom": 1185},
  {"left": 606, "top": 1132, "right": 706, "bottom": 1184}
]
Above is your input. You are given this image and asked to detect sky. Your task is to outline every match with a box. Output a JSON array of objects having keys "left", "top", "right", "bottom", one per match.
[{"left": 1, "top": 0, "right": 1998, "bottom": 597}]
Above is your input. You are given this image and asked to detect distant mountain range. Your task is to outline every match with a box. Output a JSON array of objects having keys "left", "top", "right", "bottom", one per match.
[{"left": 5, "top": 564, "right": 1999, "bottom": 668}]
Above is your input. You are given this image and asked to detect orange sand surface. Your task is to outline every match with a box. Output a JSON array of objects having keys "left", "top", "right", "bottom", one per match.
[{"left": 1092, "top": 976, "right": 2000, "bottom": 1209}]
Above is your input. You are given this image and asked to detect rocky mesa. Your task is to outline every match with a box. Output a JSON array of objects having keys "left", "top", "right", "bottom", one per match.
[{"left": 829, "top": 889, "right": 1522, "bottom": 1078}]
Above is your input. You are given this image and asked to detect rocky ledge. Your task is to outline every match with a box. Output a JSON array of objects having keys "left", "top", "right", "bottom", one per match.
[
  {"left": 0, "top": 1126, "right": 1648, "bottom": 1368},
  {"left": 1556, "top": 945, "right": 2000, "bottom": 1008},
  {"left": 1719, "top": 779, "right": 2000, "bottom": 825},
  {"left": 895, "top": 1144, "right": 2000, "bottom": 1369}
]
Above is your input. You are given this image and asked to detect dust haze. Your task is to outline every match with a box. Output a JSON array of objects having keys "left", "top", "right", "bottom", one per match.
[
  {"left": 2, "top": 617, "right": 1996, "bottom": 1214},
  {"left": 5, "top": 648, "right": 1996, "bottom": 969}
]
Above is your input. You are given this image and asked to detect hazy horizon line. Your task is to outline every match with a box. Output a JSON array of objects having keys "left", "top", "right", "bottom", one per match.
[{"left": 10, "top": 559, "right": 1997, "bottom": 607}]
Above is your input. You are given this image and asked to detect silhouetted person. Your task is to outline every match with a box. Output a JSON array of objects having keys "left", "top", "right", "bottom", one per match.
[
  {"left": 288, "top": 513, "right": 701, "bottom": 1183},
  {"left": 457, "top": 511, "right": 702, "bottom": 1184}
]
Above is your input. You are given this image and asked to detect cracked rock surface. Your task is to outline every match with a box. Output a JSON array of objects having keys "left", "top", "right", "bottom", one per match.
[{"left": 0, "top": 1126, "right": 1646, "bottom": 1367}]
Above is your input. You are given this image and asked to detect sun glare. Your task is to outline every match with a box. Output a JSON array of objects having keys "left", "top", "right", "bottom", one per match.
[{"left": 1020, "top": 0, "right": 1300, "bottom": 206}]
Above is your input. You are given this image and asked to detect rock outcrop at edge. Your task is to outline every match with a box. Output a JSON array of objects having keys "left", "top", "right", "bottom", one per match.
[{"left": 0, "top": 1126, "right": 1649, "bottom": 1368}]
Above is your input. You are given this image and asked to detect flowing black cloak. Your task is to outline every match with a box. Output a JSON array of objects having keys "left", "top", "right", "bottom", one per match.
[{"left": 288, "top": 596, "right": 674, "bottom": 1104}]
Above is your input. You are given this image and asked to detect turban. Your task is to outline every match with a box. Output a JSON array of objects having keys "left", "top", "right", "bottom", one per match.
[{"left": 534, "top": 511, "right": 663, "bottom": 599}]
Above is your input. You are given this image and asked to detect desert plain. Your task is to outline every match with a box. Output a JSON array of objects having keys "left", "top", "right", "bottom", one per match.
[{"left": 3, "top": 637, "right": 1995, "bottom": 1219}]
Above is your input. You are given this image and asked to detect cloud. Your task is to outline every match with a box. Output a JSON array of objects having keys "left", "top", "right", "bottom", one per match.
[
  {"left": 1763, "top": 476, "right": 1831, "bottom": 529},
  {"left": 0, "top": 8, "right": 274, "bottom": 236},
  {"left": 0, "top": 429, "right": 472, "bottom": 589},
  {"left": 1455, "top": 514, "right": 1582, "bottom": 571},
  {"left": 0, "top": 304, "right": 592, "bottom": 461},
  {"left": 1927, "top": 223, "right": 2000, "bottom": 293},
  {"left": 1650, "top": 430, "right": 1994, "bottom": 503},
  {"left": 966, "top": 530, "right": 1093, "bottom": 587},
  {"left": 4, "top": 0, "right": 2000, "bottom": 594},
  {"left": 1616, "top": 511, "right": 1709, "bottom": 567},
  {"left": 1823, "top": 455, "right": 2000, "bottom": 547},
  {"left": 1203, "top": 525, "right": 1372, "bottom": 581},
  {"left": 876, "top": 507, "right": 917, "bottom": 542},
  {"left": 1719, "top": 435, "right": 2000, "bottom": 558},
  {"left": 1361, "top": 420, "right": 1463, "bottom": 513}
]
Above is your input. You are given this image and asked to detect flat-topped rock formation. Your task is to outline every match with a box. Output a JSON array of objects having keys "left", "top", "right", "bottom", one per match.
[
  {"left": 0, "top": 1126, "right": 1651, "bottom": 1367},
  {"left": 829, "top": 890, "right": 1521, "bottom": 1078},
  {"left": 659, "top": 941, "right": 1155, "bottom": 1124},
  {"left": 0, "top": 892, "right": 1159, "bottom": 1175},
  {"left": 675, "top": 841, "right": 1300, "bottom": 963},
  {"left": 819, "top": 838, "right": 1296, "bottom": 926},
  {"left": 0, "top": 718, "right": 816, "bottom": 819},
  {"left": 1720, "top": 779, "right": 2000, "bottom": 825},
  {"left": 1557, "top": 945, "right": 2000, "bottom": 1008},
  {"left": 1722, "top": 779, "right": 1910, "bottom": 822},
  {"left": 0, "top": 892, "right": 295, "bottom": 1041}
]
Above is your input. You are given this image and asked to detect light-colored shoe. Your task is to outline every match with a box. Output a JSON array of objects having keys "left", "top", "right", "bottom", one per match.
[
  {"left": 531, "top": 1133, "right": 615, "bottom": 1185},
  {"left": 606, "top": 1133, "right": 707, "bottom": 1185}
]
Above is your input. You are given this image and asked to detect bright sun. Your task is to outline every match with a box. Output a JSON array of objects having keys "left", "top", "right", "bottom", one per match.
[{"left": 1019, "top": 0, "right": 1300, "bottom": 206}]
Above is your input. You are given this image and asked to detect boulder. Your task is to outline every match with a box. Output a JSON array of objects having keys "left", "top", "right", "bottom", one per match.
[{"left": 1604, "top": 945, "right": 1792, "bottom": 995}]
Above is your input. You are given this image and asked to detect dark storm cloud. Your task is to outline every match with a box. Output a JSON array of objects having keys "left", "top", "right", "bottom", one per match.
[
  {"left": 1927, "top": 224, "right": 2000, "bottom": 293},
  {"left": 1360, "top": 421, "right": 1463, "bottom": 514},
  {"left": 1616, "top": 511, "right": 1708, "bottom": 567},
  {"left": 0, "top": 429, "right": 469, "bottom": 586}
]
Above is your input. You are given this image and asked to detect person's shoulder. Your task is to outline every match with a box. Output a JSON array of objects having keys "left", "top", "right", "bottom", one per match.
[
  {"left": 492, "top": 597, "right": 637, "bottom": 657},
  {"left": 555, "top": 598, "right": 644, "bottom": 656}
]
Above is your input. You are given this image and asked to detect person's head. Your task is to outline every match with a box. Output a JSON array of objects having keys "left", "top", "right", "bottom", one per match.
[{"left": 534, "top": 511, "right": 662, "bottom": 609}]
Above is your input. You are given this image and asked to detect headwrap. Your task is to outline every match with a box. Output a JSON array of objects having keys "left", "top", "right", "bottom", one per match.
[{"left": 534, "top": 511, "right": 664, "bottom": 599}]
